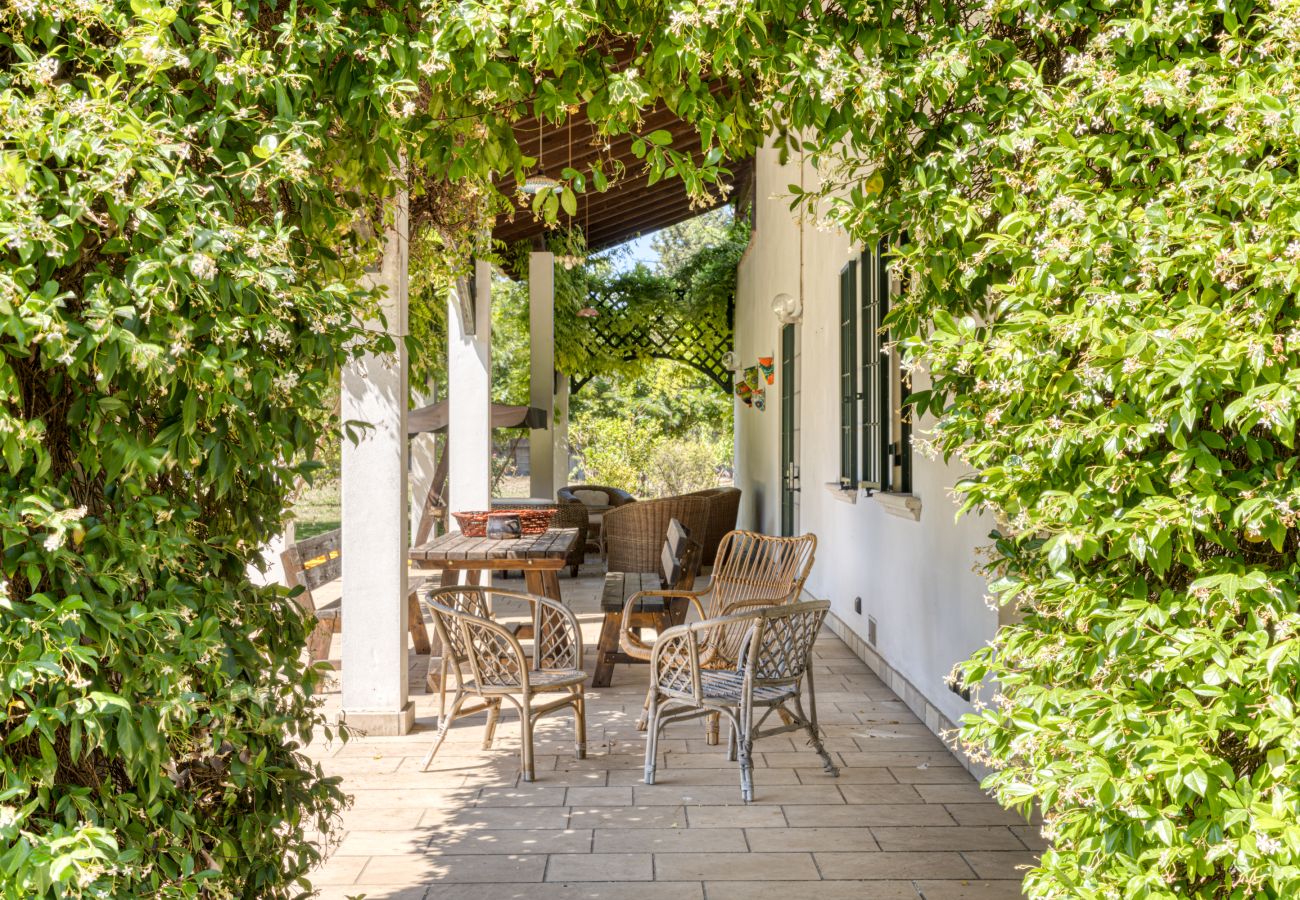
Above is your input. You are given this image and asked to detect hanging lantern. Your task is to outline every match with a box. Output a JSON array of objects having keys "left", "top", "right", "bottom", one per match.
[{"left": 522, "top": 173, "right": 560, "bottom": 195}]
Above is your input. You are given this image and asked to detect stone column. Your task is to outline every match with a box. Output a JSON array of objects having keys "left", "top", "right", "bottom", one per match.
[
  {"left": 340, "top": 191, "right": 413, "bottom": 736},
  {"left": 529, "top": 251, "right": 556, "bottom": 499},
  {"left": 448, "top": 259, "right": 492, "bottom": 521}
]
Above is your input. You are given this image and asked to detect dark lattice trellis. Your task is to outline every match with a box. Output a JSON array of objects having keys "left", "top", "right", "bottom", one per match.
[{"left": 568, "top": 284, "right": 734, "bottom": 394}]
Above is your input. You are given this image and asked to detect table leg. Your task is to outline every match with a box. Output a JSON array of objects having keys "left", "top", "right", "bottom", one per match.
[
  {"left": 407, "top": 589, "right": 432, "bottom": 655},
  {"left": 592, "top": 611, "right": 620, "bottom": 688},
  {"left": 523, "top": 570, "right": 546, "bottom": 596},
  {"left": 540, "top": 570, "right": 562, "bottom": 601},
  {"left": 440, "top": 569, "right": 461, "bottom": 588}
]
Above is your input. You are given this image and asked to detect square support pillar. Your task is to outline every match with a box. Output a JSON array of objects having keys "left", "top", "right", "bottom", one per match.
[
  {"left": 529, "top": 252, "right": 556, "bottom": 500},
  {"left": 340, "top": 190, "right": 413, "bottom": 736},
  {"left": 448, "top": 260, "right": 492, "bottom": 520}
]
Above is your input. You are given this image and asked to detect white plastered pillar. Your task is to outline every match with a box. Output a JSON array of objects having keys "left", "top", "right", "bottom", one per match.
[
  {"left": 529, "top": 251, "right": 556, "bottom": 499},
  {"left": 340, "top": 190, "right": 413, "bottom": 736},
  {"left": 448, "top": 260, "right": 492, "bottom": 521},
  {"left": 553, "top": 375, "right": 570, "bottom": 490},
  {"left": 408, "top": 382, "right": 438, "bottom": 539}
]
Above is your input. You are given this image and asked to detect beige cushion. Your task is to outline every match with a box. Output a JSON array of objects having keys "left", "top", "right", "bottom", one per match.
[{"left": 572, "top": 489, "right": 608, "bottom": 507}]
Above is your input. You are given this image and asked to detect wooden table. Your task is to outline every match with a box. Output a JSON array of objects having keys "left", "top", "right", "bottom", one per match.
[{"left": 409, "top": 527, "right": 580, "bottom": 601}]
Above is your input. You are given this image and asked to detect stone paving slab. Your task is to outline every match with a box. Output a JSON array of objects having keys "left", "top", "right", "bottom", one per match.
[{"left": 307, "top": 568, "right": 1035, "bottom": 899}]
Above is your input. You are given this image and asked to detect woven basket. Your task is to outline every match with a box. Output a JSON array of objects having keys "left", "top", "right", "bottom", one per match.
[{"left": 453, "top": 508, "right": 555, "bottom": 537}]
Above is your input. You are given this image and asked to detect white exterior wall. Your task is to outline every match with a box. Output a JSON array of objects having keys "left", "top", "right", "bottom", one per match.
[{"left": 734, "top": 147, "right": 997, "bottom": 740}]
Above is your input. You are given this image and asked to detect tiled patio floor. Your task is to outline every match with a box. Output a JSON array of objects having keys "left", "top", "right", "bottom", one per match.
[{"left": 307, "top": 570, "right": 1038, "bottom": 899}]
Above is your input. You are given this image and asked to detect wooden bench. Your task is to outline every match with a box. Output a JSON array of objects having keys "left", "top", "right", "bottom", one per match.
[
  {"left": 592, "top": 520, "right": 700, "bottom": 688},
  {"left": 281, "top": 528, "right": 433, "bottom": 663}
]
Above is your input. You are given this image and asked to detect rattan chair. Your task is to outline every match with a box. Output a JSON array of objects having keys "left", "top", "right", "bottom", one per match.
[
  {"left": 558, "top": 484, "right": 636, "bottom": 556},
  {"left": 422, "top": 586, "right": 586, "bottom": 782},
  {"left": 620, "top": 530, "right": 817, "bottom": 739},
  {"left": 644, "top": 600, "right": 838, "bottom": 802},
  {"left": 553, "top": 500, "right": 590, "bottom": 576},
  {"left": 683, "top": 486, "right": 742, "bottom": 566},
  {"left": 604, "top": 495, "right": 710, "bottom": 574}
]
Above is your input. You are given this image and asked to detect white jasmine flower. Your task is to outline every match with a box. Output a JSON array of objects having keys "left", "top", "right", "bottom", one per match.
[
  {"left": 34, "top": 56, "right": 58, "bottom": 85},
  {"left": 188, "top": 253, "right": 217, "bottom": 281},
  {"left": 1257, "top": 834, "right": 1283, "bottom": 855}
]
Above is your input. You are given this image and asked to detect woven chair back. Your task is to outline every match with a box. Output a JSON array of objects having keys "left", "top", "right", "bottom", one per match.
[
  {"left": 604, "top": 495, "right": 710, "bottom": 573},
  {"left": 426, "top": 589, "right": 523, "bottom": 690},
  {"left": 742, "top": 599, "right": 830, "bottom": 684},
  {"left": 683, "top": 487, "right": 743, "bottom": 565},
  {"left": 707, "top": 531, "right": 817, "bottom": 617}
]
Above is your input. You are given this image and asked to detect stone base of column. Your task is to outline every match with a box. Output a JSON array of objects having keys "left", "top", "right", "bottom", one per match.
[{"left": 339, "top": 700, "right": 416, "bottom": 737}]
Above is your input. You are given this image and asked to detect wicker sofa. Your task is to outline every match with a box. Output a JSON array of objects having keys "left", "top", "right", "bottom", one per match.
[
  {"left": 683, "top": 486, "right": 742, "bottom": 566},
  {"left": 603, "top": 494, "right": 710, "bottom": 574}
]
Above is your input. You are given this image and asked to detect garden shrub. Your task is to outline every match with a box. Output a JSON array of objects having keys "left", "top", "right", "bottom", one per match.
[
  {"left": 0, "top": 0, "right": 429, "bottom": 894},
  {"left": 776, "top": 0, "right": 1300, "bottom": 896}
]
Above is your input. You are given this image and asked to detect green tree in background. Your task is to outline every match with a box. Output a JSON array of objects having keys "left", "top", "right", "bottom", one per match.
[{"left": 565, "top": 211, "right": 745, "bottom": 495}]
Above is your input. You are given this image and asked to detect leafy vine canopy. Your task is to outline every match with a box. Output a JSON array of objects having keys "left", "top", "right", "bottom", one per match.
[{"left": 0, "top": 2, "right": 858, "bottom": 897}]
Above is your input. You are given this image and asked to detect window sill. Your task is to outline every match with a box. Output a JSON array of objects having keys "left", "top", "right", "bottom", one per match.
[
  {"left": 872, "top": 492, "right": 922, "bottom": 521},
  {"left": 823, "top": 483, "right": 858, "bottom": 504}
]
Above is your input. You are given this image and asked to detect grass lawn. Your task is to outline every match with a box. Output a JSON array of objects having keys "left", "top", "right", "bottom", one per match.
[
  {"left": 288, "top": 471, "right": 532, "bottom": 542},
  {"left": 291, "top": 477, "right": 339, "bottom": 539}
]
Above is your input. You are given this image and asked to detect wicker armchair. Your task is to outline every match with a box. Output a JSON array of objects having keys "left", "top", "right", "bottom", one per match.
[
  {"left": 558, "top": 484, "right": 637, "bottom": 556},
  {"left": 422, "top": 586, "right": 587, "bottom": 782},
  {"left": 552, "top": 500, "right": 590, "bottom": 576},
  {"left": 603, "top": 495, "right": 710, "bottom": 574},
  {"left": 683, "top": 486, "right": 742, "bottom": 566},
  {"left": 644, "top": 600, "right": 838, "bottom": 802},
  {"left": 621, "top": 530, "right": 817, "bottom": 739},
  {"left": 557, "top": 484, "right": 636, "bottom": 508}
]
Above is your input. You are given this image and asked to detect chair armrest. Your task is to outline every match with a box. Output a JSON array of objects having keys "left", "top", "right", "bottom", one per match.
[
  {"left": 529, "top": 593, "right": 584, "bottom": 671},
  {"left": 650, "top": 608, "right": 765, "bottom": 699},
  {"left": 716, "top": 596, "right": 788, "bottom": 617},
  {"left": 619, "top": 590, "right": 708, "bottom": 660},
  {"left": 649, "top": 623, "right": 702, "bottom": 700}
]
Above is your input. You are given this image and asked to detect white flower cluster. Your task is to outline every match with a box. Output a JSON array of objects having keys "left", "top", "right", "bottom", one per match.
[{"left": 189, "top": 253, "right": 218, "bottom": 281}]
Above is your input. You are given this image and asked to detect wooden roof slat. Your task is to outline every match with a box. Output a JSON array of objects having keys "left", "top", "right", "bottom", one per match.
[{"left": 492, "top": 96, "right": 751, "bottom": 256}]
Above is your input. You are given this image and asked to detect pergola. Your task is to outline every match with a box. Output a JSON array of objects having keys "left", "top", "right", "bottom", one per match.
[{"left": 336, "top": 110, "right": 752, "bottom": 734}]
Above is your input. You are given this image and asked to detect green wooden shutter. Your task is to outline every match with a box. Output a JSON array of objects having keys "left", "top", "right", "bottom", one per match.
[
  {"left": 839, "top": 261, "right": 858, "bottom": 486},
  {"left": 859, "top": 243, "right": 885, "bottom": 490},
  {"left": 890, "top": 240, "right": 913, "bottom": 494}
]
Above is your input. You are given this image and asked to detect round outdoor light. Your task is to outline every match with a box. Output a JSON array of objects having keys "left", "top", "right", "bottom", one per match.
[
  {"left": 521, "top": 173, "right": 560, "bottom": 195},
  {"left": 771, "top": 292, "right": 802, "bottom": 324},
  {"left": 721, "top": 351, "right": 740, "bottom": 371}
]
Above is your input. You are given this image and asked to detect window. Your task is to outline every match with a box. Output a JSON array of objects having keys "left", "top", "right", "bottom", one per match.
[
  {"left": 838, "top": 260, "right": 858, "bottom": 487},
  {"left": 859, "top": 239, "right": 912, "bottom": 494}
]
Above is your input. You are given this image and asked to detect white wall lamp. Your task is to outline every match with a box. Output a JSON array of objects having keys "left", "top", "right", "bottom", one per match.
[{"left": 771, "top": 292, "right": 802, "bottom": 325}]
